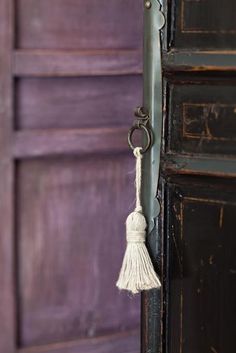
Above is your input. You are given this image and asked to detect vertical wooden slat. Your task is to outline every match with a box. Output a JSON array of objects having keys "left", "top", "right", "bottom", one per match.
[{"left": 0, "top": 0, "right": 15, "bottom": 351}]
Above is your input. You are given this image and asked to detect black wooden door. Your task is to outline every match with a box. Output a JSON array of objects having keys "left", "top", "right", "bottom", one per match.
[{"left": 142, "top": 1, "right": 236, "bottom": 353}]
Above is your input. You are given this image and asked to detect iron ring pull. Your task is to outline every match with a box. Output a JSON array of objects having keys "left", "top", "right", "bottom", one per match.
[{"left": 128, "top": 106, "right": 153, "bottom": 154}]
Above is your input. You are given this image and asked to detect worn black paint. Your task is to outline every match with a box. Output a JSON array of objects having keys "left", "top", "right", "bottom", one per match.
[
  {"left": 171, "top": 0, "right": 236, "bottom": 49},
  {"left": 166, "top": 79, "right": 236, "bottom": 156},
  {"left": 165, "top": 177, "right": 236, "bottom": 353},
  {"left": 143, "top": 1, "right": 236, "bottom": 353}
]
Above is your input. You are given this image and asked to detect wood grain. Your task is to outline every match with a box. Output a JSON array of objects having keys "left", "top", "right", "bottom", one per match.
[
  {"left": 15, "top": 76, "right": 142, "bottom": 130},
  {"left": 16, "top": 155, "right": 140, "bottom": 346},
  {"left": 13, "top": 128, "right": 130, "bottom": 158},
  {"left": 16, "top": 0, "right": 143, "bottom": 50},
  {"left": 13, "top": 50, "right": 142, "bottom": 77},
  {"left": 19, "top": 330, "right": 140, "bottom": 353}
]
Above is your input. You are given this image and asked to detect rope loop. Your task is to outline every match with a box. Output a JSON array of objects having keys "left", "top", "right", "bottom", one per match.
[{"left": 133, "top": 147, "right": 143, "bottom": 159}]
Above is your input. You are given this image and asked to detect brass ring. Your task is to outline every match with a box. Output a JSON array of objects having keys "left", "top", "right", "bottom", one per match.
[{"left": 128, "top": 124, "right": 152, "bottom": 153}]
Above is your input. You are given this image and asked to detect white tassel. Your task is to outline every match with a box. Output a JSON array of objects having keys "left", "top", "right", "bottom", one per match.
[{"left": 116, "top": 147, "right": 161, "bottom": 294}]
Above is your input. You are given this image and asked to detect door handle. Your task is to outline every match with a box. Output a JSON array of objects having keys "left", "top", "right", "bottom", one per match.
[{"left": 143, "top": 0, "right": 165, "bottom": 233}]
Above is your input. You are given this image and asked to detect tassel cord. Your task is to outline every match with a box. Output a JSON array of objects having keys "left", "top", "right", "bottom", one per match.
[{"left": 134, "top": 147, "right": 143, "bottom": 213}]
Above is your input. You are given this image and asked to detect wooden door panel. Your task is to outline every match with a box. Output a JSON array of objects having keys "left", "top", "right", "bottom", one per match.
[
  {"left": 169, "top": 0, "right": 236, "bottom": 49},
  {"left": 16, "top": 76, "right": 141, "bottom": 130},
  {"left": 17, "top": 155, "right": 139, "bottom": 347},
  {"left": 166, "top": 78, "right": 236, "bottom": 156},
  {"left": 16, "top": 0, "right": 143, "bottom": 50},
  {"left": 166, "top": 178, "right": 236, "bottom": 353},
  {"left": 0, "top": 0, "right": 142, "bottom": 352}
]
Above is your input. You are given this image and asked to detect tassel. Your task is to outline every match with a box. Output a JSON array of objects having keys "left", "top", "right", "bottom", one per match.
[{"left": 116, "top": 147, "right": 161, "bottom": 294}]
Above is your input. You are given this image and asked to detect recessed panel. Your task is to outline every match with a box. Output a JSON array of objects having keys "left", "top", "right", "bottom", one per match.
[
  {"left": 167, "top": 81, "right": 236, "bottom": 156},
  {"left": 15, "top": 76, "right": 142, "bottom": 130},
  {"left": 167, "top": 178, "right": 236, "bottom": 353},
  {"left": 16, "top": 0, "right": 143, "bottom": 49},
  {"left": 171, "top": 0, "right": 236, "bottom": 49},
  {"left": 16, "top": 155, "right": 140, "bottom": 347}
]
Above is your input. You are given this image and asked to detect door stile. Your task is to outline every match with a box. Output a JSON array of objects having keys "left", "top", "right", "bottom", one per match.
[{"left": 0, "top": 0, "right": 16, "bottom": 351}]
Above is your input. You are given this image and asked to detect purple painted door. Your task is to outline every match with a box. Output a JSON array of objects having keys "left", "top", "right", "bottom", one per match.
[{"left": 0, "top": 1, "right": 143, "bottom": 352}]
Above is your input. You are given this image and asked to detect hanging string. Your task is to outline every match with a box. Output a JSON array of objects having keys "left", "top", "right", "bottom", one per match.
[{"left": 134, "top": 147, "right": 143, "bottom": 213}]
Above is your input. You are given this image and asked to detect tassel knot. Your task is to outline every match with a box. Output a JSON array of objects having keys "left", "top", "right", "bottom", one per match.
[{"left": 126, "top": 231, "right": 145, "bottom": 243}]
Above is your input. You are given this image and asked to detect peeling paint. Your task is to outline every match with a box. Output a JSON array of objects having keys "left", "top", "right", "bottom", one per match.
[
  {"left": 203, "top": 106, "right": 214, "bottom": 139},
  {"left": 209, "top": 255, "right": 214, "bottom": 265},
  {"left": 172, "top": 233, "right": 182, "bottom": 271},
  {"left": 219, "top": 206, "right": 224, "bottom": 228},
  {"left": 210, "top": 346, "right": 218, "bottom": 353},
  {"left": 230, "top": 269, "right": 236, "bottom": 274}
]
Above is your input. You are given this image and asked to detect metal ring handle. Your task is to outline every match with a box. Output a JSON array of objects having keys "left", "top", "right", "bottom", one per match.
[{"left": 128, "top": 124, "right": 152, "bottom": 154}]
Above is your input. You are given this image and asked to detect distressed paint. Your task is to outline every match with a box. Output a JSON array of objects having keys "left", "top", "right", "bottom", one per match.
[
  {"left": 166, "top": 179, "right": 236, "bottom": 353},
  {"left": 0, "top": 0, "right": 143, "bottom": 352},
  {"left": 144, "top": 1, "right": 236, "bottom": 353}
]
